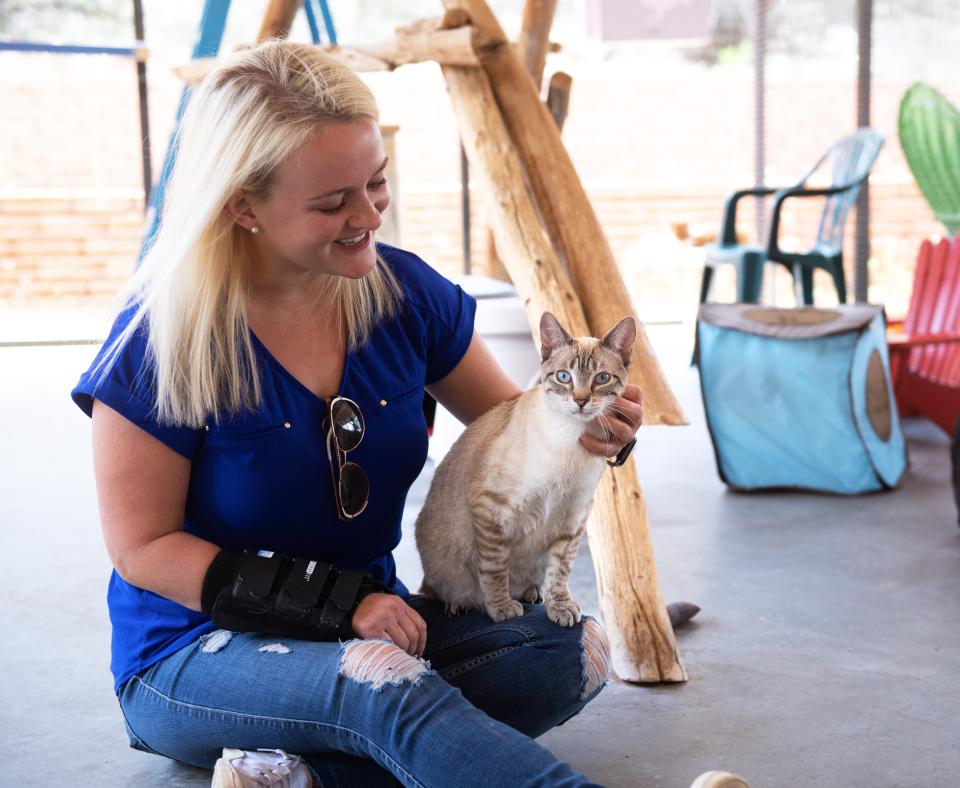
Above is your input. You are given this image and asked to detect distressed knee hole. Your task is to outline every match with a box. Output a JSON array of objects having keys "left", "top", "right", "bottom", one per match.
[
  {"left": 199, "top": 629, "right": 233, "bottom": 653},
  {"left": 338, "top": 639, "right": 432, "bottom": 690},
  {"left": 580, "top": 617, "right": 611, "bottom": 699}
]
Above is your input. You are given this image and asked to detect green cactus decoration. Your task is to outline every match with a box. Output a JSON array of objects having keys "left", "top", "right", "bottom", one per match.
[{"left": 899, "top": 83, "right": 960, "bottom": 236}]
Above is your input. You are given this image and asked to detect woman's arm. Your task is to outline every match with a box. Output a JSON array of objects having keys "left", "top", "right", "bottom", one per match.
[
  {"left": 91, "top": 400, "right": 428, "bottom": 654},
  {"left": 427, "top": 332, "right": 642, "bottom": 455},
  {"left": 92, "top": 399, "right": 219, "bottom": 611}
]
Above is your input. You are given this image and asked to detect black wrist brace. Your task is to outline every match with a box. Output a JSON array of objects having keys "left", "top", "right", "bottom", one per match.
[{"left": 200, "top": 549, "right": 391, "bottom": 641}]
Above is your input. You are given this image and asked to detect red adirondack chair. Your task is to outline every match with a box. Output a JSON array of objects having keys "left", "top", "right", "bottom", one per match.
[{"left": 887, "top": 237, "right": 960, "bottom": 435}]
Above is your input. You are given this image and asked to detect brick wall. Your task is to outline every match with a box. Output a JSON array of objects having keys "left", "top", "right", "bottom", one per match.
[{"left": 0, "top": 52, "right": 952, "bottom": 321}]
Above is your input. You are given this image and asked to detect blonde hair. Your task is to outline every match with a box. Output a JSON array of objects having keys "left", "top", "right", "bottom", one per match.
[{"left": 94, "top": 41, "right": 401, "bottom": 428}]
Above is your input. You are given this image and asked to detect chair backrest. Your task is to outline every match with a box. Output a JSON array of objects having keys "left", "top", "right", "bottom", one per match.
[
  {"left": 803, "top": 128, "right": 884, "bottom": 254},
  {"left": 899, "top": 83, "right": 960, "bottom": 236},
  {"left": 906, "top": 236, "right": 960, "bottom": 383}
]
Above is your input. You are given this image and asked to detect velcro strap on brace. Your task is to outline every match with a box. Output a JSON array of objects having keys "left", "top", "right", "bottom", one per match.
[
  {"left": 283, "top": 558, "right": 331, "bottom": 608},
  {"left": 234, "top": 550, "right": 283, "bottom": 601},
  {"left": 320, "top": 569, "right": 365, "bottom": 624}
]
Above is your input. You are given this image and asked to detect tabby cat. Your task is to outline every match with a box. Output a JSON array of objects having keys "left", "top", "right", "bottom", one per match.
[{"left": 415, "top": 312, "right": 636, "bottom": 627}]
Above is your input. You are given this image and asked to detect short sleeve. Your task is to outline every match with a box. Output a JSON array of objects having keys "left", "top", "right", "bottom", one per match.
[
  {"left": 422, "top": 280, "right": 477, "bottom": 384},
  {"left": 379, "top": 244, "right": 477, "bottom": 384},
  {"left": 71, "top": 308, "right": 204, "bottom": 460}
]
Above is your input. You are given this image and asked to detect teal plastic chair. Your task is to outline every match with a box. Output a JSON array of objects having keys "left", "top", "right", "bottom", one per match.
[
  {"left": 899, "top": 83, "right": 960, "bottom": 236},
  {"left": 700, "top": 128, "right": 884, "bottom": 305}
]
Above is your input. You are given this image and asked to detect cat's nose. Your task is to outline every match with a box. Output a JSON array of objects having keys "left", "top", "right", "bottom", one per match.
[{"left": 574, "top": 398, "right": 589, "bottom": 409}]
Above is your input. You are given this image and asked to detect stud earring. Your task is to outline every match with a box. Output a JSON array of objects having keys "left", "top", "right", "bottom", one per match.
[{"left": 250, "top": 225, "right": 260, "bottom": 234}]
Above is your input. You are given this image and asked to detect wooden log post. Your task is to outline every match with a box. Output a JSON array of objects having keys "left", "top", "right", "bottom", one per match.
[
  {"left": 442, "top": 66, "right": 587, "bottom": 341},
  {"left": 396, "top": 8, "right": 471, "bottom": 35},
  {"left": 257, "top": 0, "right": 302, "bottom": 42},
  {"left": 442, "top": 0, "right": 687, "bottom": 683},
  {"left": 546, "top": 71, "right": 572, "bottom": 130},
  {"left": 481, "top": 0, "right": 558, "bottom": 283},
  {"left": 355, "top": 24, "right": 501, "bottom": 69},
  {"left": 520, "top": 0, "right": 558, "bottom": 88},
  {"left": 442, "top": 0, "right": 685, "bottom": 427},
  {"left": 174, "top": 21, "right": 493, "bottom": 85}
]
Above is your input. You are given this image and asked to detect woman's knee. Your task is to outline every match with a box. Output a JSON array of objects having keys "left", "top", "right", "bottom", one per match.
[
  {"left": 514, "top": 612, "right": 612, "bottom": 736},
  {"left": 579, "top": 616, "right": 612, "bottom": 700}
]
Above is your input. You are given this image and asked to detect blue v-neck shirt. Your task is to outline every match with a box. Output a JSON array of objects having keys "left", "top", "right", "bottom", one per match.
[{"left": 71, "top": 244, "right": 477, "bottom": 693}]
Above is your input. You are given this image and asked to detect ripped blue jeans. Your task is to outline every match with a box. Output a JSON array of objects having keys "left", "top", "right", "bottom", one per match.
[{"left": 118, "top": 596, "right": 611, "bottom": 787}]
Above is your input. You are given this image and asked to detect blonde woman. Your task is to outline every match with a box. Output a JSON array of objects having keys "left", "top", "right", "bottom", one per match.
[{"left": 72, "top": 40, "right": 660, "bottom": 787}]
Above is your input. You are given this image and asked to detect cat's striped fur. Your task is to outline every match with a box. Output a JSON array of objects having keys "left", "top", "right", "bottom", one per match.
[{"left": 415, "top": 312, "right": 636, "bottom": 626}]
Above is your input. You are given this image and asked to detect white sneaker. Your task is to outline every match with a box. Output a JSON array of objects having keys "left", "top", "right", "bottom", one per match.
[
  {"left": 211, "top": 748, "right": 316, "bottom": 787},
  {"left": 690, "top": 771, "right": 750, "bottom": 788}
]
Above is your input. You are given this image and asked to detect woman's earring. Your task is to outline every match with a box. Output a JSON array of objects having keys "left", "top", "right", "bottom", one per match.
[{"left": 250, "top": 225, "right": 260, "bottom": 234}]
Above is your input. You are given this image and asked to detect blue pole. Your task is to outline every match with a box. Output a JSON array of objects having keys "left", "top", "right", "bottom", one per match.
[
  {"left": 304, "top": 0, "right": 323, "bottom": 44},
  {"left": 0, "top": 41, "right": 143, "bottom": 57},
  {"left": 317, "top": 0, "right": 338, "bottom": 45}
]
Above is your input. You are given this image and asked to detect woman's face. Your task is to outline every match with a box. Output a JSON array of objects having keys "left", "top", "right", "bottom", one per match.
[{"left": 245, "top": 117, "right": 389, "bottom": 283}]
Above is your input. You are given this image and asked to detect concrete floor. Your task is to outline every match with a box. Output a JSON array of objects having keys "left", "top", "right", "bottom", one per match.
[{"left": 1, "top": 322, "right": 957, "bottom": 788}]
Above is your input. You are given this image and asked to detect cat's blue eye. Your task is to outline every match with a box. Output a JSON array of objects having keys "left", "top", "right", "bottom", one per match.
[
  {"left": 594, "top": 372, "right": 611, "bottom": 385},
  {"left": 555, "top": 370, "right": 572, "bottom": 384}
]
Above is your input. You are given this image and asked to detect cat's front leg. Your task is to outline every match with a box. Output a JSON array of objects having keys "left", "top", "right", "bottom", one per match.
[
  {"left": 543, "top": 526, "right": 585, "bottom": 627},
  {"left": 473, "top": 505, "right": 523, "bottom": 622}
]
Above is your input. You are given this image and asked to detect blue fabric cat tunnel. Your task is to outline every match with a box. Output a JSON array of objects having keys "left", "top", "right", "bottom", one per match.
[{"left": 696, "top": 304, "right": 906, "bottom": 494}]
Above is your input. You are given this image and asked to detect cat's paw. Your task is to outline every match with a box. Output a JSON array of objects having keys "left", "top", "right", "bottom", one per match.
[
  {"left": 486, "top": 599, "right": 524, "bottom": 622},
  {"left": 522, "top": 585, "right": 543, "bottom": 604},
  {"left": 546, "top": 598, "right": 582, "bottom": 627}
]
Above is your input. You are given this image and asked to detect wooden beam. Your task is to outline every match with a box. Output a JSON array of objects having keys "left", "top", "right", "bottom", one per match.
[
  {"left": 442, "top": 0, "right": 687, "bottom": 683},
  {"left": 174, "top": 25, "right": 497, "bottom": 85},
  {"left": 355, "top": 24, "right": 499, "bottom": 69},
  {"left": 442, "top": 65, "right": 586, "bottom": 341},
  {"left": 481, "top": 0, "right": 558, "bottom": 282},
  {"left": 480, "top": 0, "right": 557, "bottom": 284},
  {"left": 442, "top": 0, "right": 685, "bottom": 427},
  {"left": 546, "top": 71, "right": 572, "bottom": 130},
  {"left": 173, "top": 47, "right": 393, "bottom": 85},
  {"left": 396, "top": 8, "right": 471, "bottom": 35},
  {"left": 257, "top": 0, "right": 301, "bottom": 42},
  {"left": 520, "top": 0, "right": 558, "bottom": 90},
  {"left": 441, "top": 62, "right": 686, "bottom": 685}
]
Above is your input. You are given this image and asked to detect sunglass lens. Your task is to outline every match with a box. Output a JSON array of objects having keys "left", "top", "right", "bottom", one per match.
[
  {"left": 339, "top": 462, "right": 369, "bottom": 517},
  {"left": 331, "top": 399, "right": 364, "bottom": 452}
]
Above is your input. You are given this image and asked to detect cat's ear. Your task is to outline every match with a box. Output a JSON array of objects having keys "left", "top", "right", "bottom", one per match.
[
  {"left": 539, "top": 312, "right": 573, "bottom": 360},
  {"left": 602, "top": 316, "right": 636, "bottom": 366}
]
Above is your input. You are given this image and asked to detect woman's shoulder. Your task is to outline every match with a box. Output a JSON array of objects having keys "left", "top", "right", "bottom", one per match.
[{"left": 376, "top": 242, "right": 467, "bottom": 316}]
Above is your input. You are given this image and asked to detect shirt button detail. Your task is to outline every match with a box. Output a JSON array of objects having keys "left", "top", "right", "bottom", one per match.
[
  {"left": 283, "top": 422, "right": 291, "bottom": 429},
  {"left": 380, "top": 399, "right": 387, "bottom": 406}
]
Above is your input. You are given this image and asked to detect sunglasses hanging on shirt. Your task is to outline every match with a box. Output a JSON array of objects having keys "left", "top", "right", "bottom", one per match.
[{"left": 325, "top": 396, "right": 369, "bottom": 521}]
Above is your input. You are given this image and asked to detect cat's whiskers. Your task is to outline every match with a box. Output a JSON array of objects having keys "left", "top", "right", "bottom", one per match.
[
  {"left": 595, "top": 413, "right": 614, "bottom": 441},
  {"left": 605, "top": 402, "right": 641, "bottom": 425}
]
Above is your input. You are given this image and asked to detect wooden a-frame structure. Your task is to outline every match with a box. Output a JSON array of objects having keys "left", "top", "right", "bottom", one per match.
[{"left": 201, "top": 0, "right": 691, "bottom": 683}]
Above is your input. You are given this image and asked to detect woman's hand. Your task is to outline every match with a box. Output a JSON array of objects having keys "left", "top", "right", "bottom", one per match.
[
  {"left": 580, "top": 383, "right": 644, "bottom": 457},
  {"left": 351, "top": 593, "right": 428, "bottom": 657}
]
